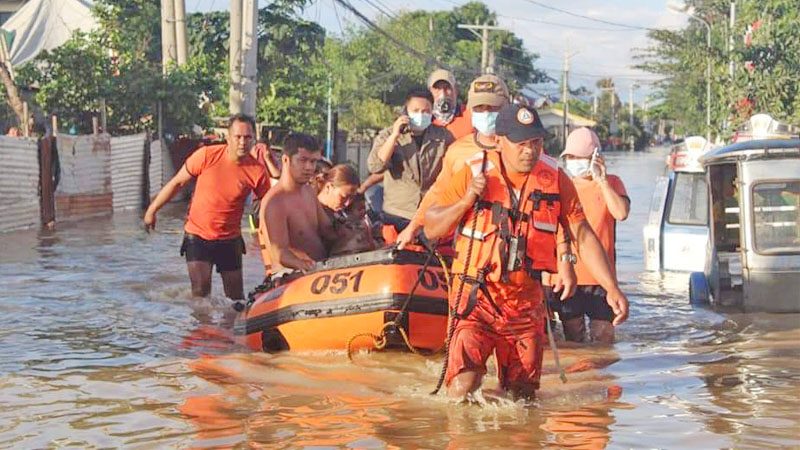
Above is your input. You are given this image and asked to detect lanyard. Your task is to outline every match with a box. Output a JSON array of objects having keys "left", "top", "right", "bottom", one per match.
[{"left": 498, "top": 158, "right": 530, "bottom": 217}]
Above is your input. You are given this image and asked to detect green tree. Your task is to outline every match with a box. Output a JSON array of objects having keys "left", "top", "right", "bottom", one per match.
[
  {"left": 322, "top": 1, "right": 548, "bottom": 135},
  {"left": 186, "top": 4, "right": 326, "bottom": 134},
  {"left": 637, "top": 0, "right": 800, "bottom": 139}
]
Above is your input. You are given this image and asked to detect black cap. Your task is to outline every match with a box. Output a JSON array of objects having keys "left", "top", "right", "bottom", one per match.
[{"left": 495, "top": 104, "right": 548, "bottom": 143}]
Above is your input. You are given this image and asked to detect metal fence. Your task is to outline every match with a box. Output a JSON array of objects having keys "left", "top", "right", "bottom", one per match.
[
  {"left": 55, "top": 134, "right": 113, "bottom": 219},
  {"left": 0, "top": 132, "right": 163, "bottom": 233},
  {"left": 0, "top": 136, "right": 40, "bottom": 232},
  {"left": 149, "top": 139, "right": 164, "bottom": 199},
  {"left": 110, "top": 133, "right": 148, "bottom": 211},
  {"left": 339, "top": 141, "right": 373, "bottom": 180}
]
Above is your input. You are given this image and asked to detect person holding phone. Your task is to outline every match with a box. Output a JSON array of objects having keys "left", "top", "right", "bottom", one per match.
[
  {"left": 367, "top": 89, "right": 454, "bottom": 235},
  {"left": 546, "top": 127, "right": 630, "bottom": 344}
]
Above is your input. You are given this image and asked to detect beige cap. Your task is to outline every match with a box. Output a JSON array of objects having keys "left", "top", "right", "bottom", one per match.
[
  {"left": 427, "top": 69, "right": 456, "bottom": 89},
  {"left": 467, "top": 74, "right": 509, "bottom": 109}
]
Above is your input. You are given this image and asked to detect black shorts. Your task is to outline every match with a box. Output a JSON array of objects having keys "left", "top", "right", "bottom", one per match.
[
  {"left": 180, "top": 234, "right": 245, "bottom": 273},
  {"left": 544, "top": 285, "right": 614, "bottom": 322}
]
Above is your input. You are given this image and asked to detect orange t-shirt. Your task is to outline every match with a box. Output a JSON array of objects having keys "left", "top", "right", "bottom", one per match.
[
  {"left": 433, "top": 105, "right": 473, "bottom": 140},
  {"left": 435, "top": 162, "right": 586, "bottom": 299},
  {"left": 573, "top": 175, "right": 628, "bottom": 285},
  {"left": 184, "top": 144, "right": 270, "bottom": 240}
]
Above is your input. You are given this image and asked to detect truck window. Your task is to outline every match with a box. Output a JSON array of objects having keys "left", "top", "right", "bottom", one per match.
[
  {"left": 709, "top": 165, "right": 740, "bottom": 252},
  {"left": 752, "top": 180, "right": 800, "bottom": 254},
  {"left": 666, "top": 172, "right": 708, "bottom": 226}
]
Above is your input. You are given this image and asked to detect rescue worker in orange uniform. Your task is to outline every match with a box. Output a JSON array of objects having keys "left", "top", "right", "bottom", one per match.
[
  {"left": 424, "top": 104, "right": 629, "bottom": 400},
  {"left": 396, "top": 74, "right": 507, "bottom": 249}
]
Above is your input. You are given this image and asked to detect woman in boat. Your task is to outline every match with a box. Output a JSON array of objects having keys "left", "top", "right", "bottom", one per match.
[
  {"left": 314, "top": 164, "right": 360, "bottom": 221},
  {"left": 315, "top": 164, "right": 378, "bottom": 255}
]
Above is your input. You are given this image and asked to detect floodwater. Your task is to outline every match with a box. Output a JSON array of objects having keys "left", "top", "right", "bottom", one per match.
[{"left": 1, "top": 149, "right": 798, "bottom": 449}]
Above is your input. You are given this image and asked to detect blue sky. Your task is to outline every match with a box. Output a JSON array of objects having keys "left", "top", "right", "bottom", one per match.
[{"left": 187, "top": 0, "right": 690, "bottom": 103}]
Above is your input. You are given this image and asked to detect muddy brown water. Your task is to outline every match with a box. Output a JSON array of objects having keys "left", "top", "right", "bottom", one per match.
[{"left": 1, "top": 149, "right": 798, "bottom": 449}]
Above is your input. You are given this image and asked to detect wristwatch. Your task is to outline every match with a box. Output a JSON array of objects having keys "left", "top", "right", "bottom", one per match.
[{"left": 559, "top": 253, "right": 577, "bottom": 264}]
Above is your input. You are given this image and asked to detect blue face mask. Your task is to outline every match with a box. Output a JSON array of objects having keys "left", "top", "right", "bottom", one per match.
[
  {"left": 472, "top": 111, "right": 498, "bottom": 135},
  {"left": 408, "top": 112, "right": 432, "bottom": 131}
]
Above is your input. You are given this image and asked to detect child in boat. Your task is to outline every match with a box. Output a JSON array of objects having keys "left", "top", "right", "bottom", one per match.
[{"left": 329, "top": 193, "right": 378, "bottom": 257}]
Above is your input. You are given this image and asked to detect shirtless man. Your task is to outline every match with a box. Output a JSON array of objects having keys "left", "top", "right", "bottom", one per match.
[{"left": 259, "top": 133, "right": 335, "bottom": 271}]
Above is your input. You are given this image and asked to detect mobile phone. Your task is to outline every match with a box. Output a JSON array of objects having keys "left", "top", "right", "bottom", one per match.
[
  {"left": 589, "top": 148, "right": 600, "bottom": 179},
  {"left": 399, "top": 107, "right": 409, "bottom": 133}
]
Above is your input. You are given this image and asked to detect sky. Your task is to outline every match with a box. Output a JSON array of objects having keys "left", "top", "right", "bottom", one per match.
[{"left": 187, "top": 0, "right": 691, "bottom": 104}]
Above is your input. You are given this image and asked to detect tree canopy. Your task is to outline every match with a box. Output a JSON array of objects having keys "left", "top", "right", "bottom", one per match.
[
  {"left": 636, "top": 0, "right": 799, "bottom": 139},
  {"left": 5, "top": 1, "right": 546, "bottom": 138}
]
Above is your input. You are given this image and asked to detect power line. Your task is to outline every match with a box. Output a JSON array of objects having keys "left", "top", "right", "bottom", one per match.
[
  {"left": 521, "top": 0, "right": 654, "bottom": 31},
  {"left": 358, "top": 0, "right": 397, "bottom": 20},
  {"left": 332, "top": 0, "right": 447, "bottom": 69}
]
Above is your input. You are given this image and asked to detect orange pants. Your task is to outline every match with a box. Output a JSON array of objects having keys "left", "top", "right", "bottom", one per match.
[{"left": 445, "top": 284, "right": 546, "bottom": 391}]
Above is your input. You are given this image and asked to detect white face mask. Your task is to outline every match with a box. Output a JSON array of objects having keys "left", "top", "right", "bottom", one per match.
[
  {"left": 408, "top": 112, "right": 432, "bottom": 131},
  {"left": 564, "top": 159, "right": 591, "bottom": 178}
]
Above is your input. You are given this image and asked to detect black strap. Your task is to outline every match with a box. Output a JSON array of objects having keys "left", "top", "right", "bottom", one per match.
[
  {"left": 454, "top": 271, "right": 502, "bottom": 320},
  {"left": 530, "top": 190, "right": 560, "bottom": 211}
]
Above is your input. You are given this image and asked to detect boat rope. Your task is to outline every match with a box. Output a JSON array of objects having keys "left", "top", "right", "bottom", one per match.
[
  {"left": 430, "top": 148, "right": 487, "bottom": 396},
  {"left": 346, "top": 241, "right": 442, "bottom": 361}
]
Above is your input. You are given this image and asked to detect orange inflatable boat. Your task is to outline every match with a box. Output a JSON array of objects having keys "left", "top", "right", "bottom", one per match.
[{"left": 236, "top": 248, "right": 450, "bottom": 353}]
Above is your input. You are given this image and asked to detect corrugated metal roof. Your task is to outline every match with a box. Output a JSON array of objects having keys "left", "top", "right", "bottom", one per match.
[
  {"left": 110, "top": 133, "right": 147, "bottom": 211},
  {"left": 0, "top": 136, "right": 39, "bottom": 232}
]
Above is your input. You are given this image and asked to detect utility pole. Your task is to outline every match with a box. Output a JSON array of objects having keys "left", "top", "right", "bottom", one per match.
[
  {"left": 229, "top": 0, "right": 258, "bottom": 117},
  {"left": 160, "top": 0, "right": 177, "bottom": 72},
  {"left": 561, "top": 50, "right": 578, "bottom": 149},
  {"left": 457, "top": 23, "right": 503, "bottom": 74},
  {"left": 326, "top": 74, "right": 333, "bottom": 160},
  {"left": 628, "top": 83, "right": 639, "bottom": 151},
  {"left": 729, "top": 1, "right": 736, "bottom": 78},
  {"left": 229, "top": 0, "right": 243, "bottom": 115},
  {"left": 174, "top": 0, "right": 188, "bottom": 66},
  {"left": 241, "top": 0, "right": 258, "bottom": 118},
  {"left": 592, "top": 93, "right": 598, "bottom": 120}
]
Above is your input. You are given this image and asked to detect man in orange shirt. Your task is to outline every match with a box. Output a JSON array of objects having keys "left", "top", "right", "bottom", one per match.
[
  {"left": 396, "top": 73, "right": 508, "bottom": 249},
  {"left": 546, "top": 127, "right": 630, "bottom": 344},
  {"left": 144, "top": 114, "right": 269, "bottom": 308},
  {"left": 424, "top": 104, "right": 629, "bottom": 400},
  {"left": 428, "top": 69, "right": 472, "bottom": 140}
]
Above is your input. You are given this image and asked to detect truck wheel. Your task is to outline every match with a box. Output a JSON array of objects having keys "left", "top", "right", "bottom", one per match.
[{"left": 689, "top": 272, "right": 709, "bottom": 306}]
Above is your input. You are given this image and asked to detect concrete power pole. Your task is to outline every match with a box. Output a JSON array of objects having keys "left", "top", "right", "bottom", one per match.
[
  {"left": 561, "top": 50, "right": 578, "bottom": 149},
  {"left": 628, "top": 83, "right": 639, "bottom": 151},
  {"left": 457, "top": 23, "right": 503, "bottom": 74},
  {"left": 729, "top": 1, "right": 736, "bottom": 78},
  {"left": 174, "top": 0, "right": 188, "bottom": 66},
  {"left": 160, "top": 0, "right": 177, "bottom": 73},
  {"left": 241, "top": 0, "right": 258, "bottom": 118},
  {"left": 229, "top": 0, "right": 243, "bottom": 115},
  {"left": 229, "top": 0, "right": 258, "bottom": 117}
]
